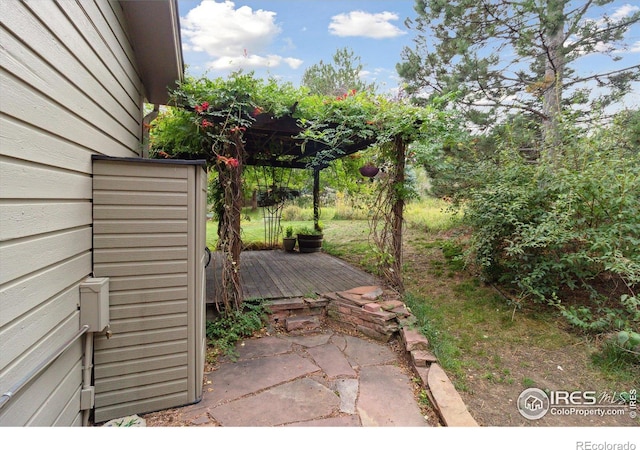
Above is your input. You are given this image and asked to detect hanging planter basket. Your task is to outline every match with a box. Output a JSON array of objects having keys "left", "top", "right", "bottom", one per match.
[{"left": 359, "top": 164, "right": 379, "bottom": 178}]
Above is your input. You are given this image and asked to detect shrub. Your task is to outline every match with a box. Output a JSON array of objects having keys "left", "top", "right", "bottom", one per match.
[
  {"left": 206, "top": 299, "right": 269, "bottom": 361},
  {"left": 461, "top": 133, "right": 639, "bottom": 334}
]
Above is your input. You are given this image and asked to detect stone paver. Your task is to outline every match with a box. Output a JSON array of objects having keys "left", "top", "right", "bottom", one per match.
[
  {"left": 210, "top": 378, "right": 339, "bottom": 426},
  {"left": 206, "top": 352, "right": 319, "bottom": 405},
  {"left": 234, "top": 335, "right": 292, "bottom": 360},
  {"left": 343, "top": 334, "right": 397, "bottom": 367},
  {"left": 334, "top": 378, "right": 358, "bottom": 414},
  {"left": 306, "top": 343, "right": 357, "bottom": 378},
  {"left": 357, "top": 365, "right": 429, "bottom": 427}
]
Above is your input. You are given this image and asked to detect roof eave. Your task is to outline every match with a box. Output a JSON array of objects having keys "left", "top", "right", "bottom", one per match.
[{"left": 120, "top": 0, "right": 184, "bottom": 105}]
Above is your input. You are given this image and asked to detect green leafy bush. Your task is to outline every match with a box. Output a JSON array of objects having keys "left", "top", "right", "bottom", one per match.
[
  {"left": 206, "top": 299, "right": 269, "bottom": 360},
  {"left": 461, "top": 119, "right": 639, "bottom": 335}
]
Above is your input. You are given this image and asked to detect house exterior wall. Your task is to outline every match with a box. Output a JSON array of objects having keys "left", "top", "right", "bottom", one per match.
[{"left": 0, "top": 0, "right": 144, "bottom": 426}]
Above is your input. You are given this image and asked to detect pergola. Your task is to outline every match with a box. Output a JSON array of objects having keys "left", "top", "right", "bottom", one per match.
[
  {"left": 240, "top": 111, "right": 376, "bottom": 228},
  {"left": 158, "top": 84, "right": 419, "bottom": 309}
]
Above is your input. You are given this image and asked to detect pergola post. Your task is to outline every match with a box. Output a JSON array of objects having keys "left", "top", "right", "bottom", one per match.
[
  {"left": 391, "top": 135, "right": 406, "bottom": 292},
  {"left": 313, "top": 167, "right": 321, "bottom": 231}
]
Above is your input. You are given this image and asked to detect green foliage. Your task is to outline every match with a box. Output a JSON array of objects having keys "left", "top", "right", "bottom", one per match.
[
  {"left": 460, "top": 115, "right": 640, "bottom": 334},
  {"left": 301, "top": 47, "right": 377, "bottom": 96},
  {"left": 206, "top": 299, "right": 269, "bottom": 360},
  {"left": 398, "top": 0, "right": 640, "bottom": 133},
  {"left": 284, "top": 226, "right": 294, "bottom": 238},
  {"left": 296, "top": 225, "right": 322, "bottom": 236}
]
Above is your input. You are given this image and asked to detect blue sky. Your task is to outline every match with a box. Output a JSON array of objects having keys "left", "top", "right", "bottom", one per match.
[{"left": 177, "top": 0, "right": 639, "bottom": 106}]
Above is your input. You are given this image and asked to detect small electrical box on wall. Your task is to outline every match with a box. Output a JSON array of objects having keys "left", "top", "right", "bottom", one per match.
[{"left": 80, "top": 277, "right": 110, "bottom": 332}]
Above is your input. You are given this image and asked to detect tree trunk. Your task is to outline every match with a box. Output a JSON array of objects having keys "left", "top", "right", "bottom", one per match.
[
  {"left": 542, "top": 0, "right": 566, "bottom": 166},
  {"left": 391, "top": 135, "right": 406, "bottom": 292},
  {"left": 217, "top": 135, "right": 244, "bottom": 311}
]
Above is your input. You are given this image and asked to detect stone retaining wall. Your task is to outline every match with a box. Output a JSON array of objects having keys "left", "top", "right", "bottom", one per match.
[{"left": 265, "top": 285, "right": 479, "bottom": 427}]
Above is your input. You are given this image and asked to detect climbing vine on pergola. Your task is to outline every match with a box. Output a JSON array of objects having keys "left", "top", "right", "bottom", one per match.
[{"left": 149, "top": 72, "right": 456, "bottom": 311}]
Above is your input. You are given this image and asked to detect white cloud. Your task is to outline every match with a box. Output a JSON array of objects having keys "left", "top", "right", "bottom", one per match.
[
  {"left": 207, "top": 54, "right": 303, "bottom": 71},
  {"left": 329, "top": 11, "right": 406, "bottom": 39},
  {"left": 629, "top": 41, "right": 640, "bottom": 53},
  {"left": 611, "top": 4, "right": 640, "bottom": 20},
  {"left": 182, "top": 0, "right": 302, "bottom": 70}
]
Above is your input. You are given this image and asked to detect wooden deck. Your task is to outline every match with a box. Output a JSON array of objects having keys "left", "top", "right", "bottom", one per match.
[{"left": 206, "top": 250, "right": 378, "bottom": 304}]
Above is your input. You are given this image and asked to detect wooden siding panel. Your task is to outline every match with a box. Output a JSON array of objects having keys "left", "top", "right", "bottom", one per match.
[
  {"left": 0, "top": 0, "right": 148, "bottom": 427},
  {"left": 4, "top": 1, "right": 141, "bottom": 127},
  {"left": 0, "top": 314, "right": 82, "bottom": 426},
  {"left": 0, "top": 116, "right": 94, "bottom": 174},
  {"left": 0, "top": 286, "right": 80, "bottom": 368},
  {"left": 94, "top": 339, "right": 188, "bottom": 365},
  {"left": 94, "top": 393, "right": 188, "bottom": 424},
  {"left": 58, "top": 0, "right": 142, "bottom": 102},
  {"left": 94, "top": 233, "right": 188, "bottom": 248},
  {"left": 0, "top": 25, "right": 138, "bottom": 148},
  {"left": 95, "top": 366, "right": 187, "bottom": 393},
  {"left": 0, "top": 253, "right": 91, "bottom": 329},
  {"left": 0, "top": 73, "right": 135, "bottom": 158},
  {"left": 0, "top": 202, "right": 92, "bottom": 241},
  {"left": 95, "top": 355, "right": 187, "bottom": 380},
  {"left": 0, "top": 227, "right": 92, "bottom": 284},
  {"left": 0, "top": 156, "right": 92, "bottom": 200}
]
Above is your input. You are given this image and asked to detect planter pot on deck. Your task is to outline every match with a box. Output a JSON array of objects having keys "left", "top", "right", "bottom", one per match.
[
  {"left": 283, "top": 237, "right": 297, "bottom": 252},
  {"left": 297, "top": 234, "right": 323, "bottom": 253}
]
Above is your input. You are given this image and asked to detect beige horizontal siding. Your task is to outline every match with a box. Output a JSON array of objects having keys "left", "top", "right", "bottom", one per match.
[
  {"left": 0, "top": 0, "right": 145, "bottom": 427},
  {"left": 0, "top": 202, "right": 92, "bottom": 241},
  {"left": 92, "top": 159, "right": 202, "bottom": 423},
  {"left": 94, "top": 339, "right": 188, "bottom": 365}
]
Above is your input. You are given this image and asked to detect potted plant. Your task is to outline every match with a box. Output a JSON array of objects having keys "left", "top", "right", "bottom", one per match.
[
  {"left": 283, "top": 225, "right": 296, "bottom": 252},
  {"left": 359, "top": 162, "right": 379, "bottom": 178},
  {"left": 296, "top": 224, "right": 324, "bottom": 253}
]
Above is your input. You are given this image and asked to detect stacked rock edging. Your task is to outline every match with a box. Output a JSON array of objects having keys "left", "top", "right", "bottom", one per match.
[{"left": 265, "top": 285, "right": 479, "bottom": 427}]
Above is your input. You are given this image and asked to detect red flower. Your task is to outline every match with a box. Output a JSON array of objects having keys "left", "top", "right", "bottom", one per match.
[
  {"left": 217, "top": 155, "right": 239, "bottom": 168},
  {"left": 194, "top": 101, "right": 209, "bottom": 114},
  {"left": 230, "top": 126, "right": 246, "bottom": 133},
  {"left": 201, "top": 119, "right": 213, "bottom": 127},
  {"left": 252, "top": 106, "right": 264, "bottom": 117}
]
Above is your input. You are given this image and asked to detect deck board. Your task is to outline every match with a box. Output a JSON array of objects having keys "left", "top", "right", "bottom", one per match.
[{"left": 206, "top": 250, "right": 378, "bottom": 304}]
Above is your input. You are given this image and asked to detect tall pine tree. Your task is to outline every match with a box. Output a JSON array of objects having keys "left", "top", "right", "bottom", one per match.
[{"left": 397, "top": 0, "right": 640, "bottom": 163}]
